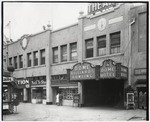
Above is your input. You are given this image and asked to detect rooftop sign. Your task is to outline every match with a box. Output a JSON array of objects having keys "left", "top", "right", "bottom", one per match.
[{"left": 88, "top": 3, "right": 120, "bottom": 16}]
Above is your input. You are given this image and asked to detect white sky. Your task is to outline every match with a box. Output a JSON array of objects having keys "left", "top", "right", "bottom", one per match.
[{"left": 3, "top": 2, "right": 88, "bottom": 41}]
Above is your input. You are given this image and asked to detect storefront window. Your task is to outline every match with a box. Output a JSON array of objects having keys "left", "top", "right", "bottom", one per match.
[
  {"left": 14, "top": 56, "right": 17, "bottom": 69},
  {"left": 19, "top": 55, "right": 23, "bottom": 68},
  {"left": 40, "top": 49, "right": 45, "bottom": 65},
  {"left": 70, "top": 42, "right": 77, "bottom": 61},
  {"left": 61, "top": 45, "right": 67, "bottom": 62},
  {"left": 97, "top": 35, "right": 106, "bottom": 56},
  {"left": 110, "top": 32, "right": 120, "bottom": 54},
  {"left": 27, "top": 53, "right": 32, "bottom": 67},
  {"left": 60, "top": 88, "right": 78, "bottom": 100},
  {"left": 85, "top": 38, "right": 93, "bottom": 58},
  {"left": 53, "top": 47, "right": 58, "bottom": 63}
]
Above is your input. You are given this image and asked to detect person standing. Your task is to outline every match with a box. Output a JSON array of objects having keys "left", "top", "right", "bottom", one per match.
[
  {"left": 59, "top": 93, "right": 63, "bottom": 106},
  {"left": 56, "top": 93, "right": 59, "bottom": 106}
]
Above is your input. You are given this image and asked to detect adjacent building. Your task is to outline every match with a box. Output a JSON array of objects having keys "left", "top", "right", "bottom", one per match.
[{"left": 5, "top": 3, "right": 147, "bottom": 108}]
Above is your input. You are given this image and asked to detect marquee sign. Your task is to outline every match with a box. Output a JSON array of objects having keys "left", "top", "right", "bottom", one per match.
[
  {"left": 88, "top": 3, "right": 120, "bottom": 16},
  {"left": 100, "top": 59, "right": 116, "bottom": 79},
  {"left": 69, "top": 62, "right": 96, "bottom": 81}
]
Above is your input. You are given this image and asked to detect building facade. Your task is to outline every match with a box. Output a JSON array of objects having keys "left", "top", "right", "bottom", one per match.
[
  {"left": 5, "top": 3, "right": 147, "bottom": 107},
  {"left": 129, "top": 4, "right": 147, "bottom": 108}
]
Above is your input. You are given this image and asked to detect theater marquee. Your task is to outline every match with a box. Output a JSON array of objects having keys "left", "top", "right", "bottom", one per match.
[
  {"left": 100, "top": 59, "right": 128, "bottom": 79},
  {"left": 100, "top": 59, "right": 116, "bottom": 78},
  {"left": 68, "top": 62, "right": 96, "bottom": 81}
]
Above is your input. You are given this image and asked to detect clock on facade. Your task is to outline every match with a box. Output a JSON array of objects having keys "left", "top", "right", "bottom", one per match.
[{"left": 97, "top": 18, "right": 107, "bottom": 31}]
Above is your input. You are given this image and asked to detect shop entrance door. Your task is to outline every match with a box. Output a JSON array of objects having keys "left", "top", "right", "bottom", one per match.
[{"left": 83, "top": 79, "right": 125, "bottom": 107}]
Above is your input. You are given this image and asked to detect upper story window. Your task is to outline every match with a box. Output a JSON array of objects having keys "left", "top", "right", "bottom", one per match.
[
  {"left": 138, "top": 12, "right": 147, "bottom": 52},
  {"left": 33, "top": 51, "right": 38, "bottom": 66},
  {"left": 53, "top": 47, "right": 58, "bottom": 63},
  {"left": 97, "top": 35, "right": 106, "bottom": 56},
  {"left": 19, "top": 55, "right": 23, "bottom": 68},
  {"left": 110, "top": 32, "right": 120, "bottom": 54},
  {"left": 9, "top": 57, "right": 12, "bottom": 66},
  {"left": 27, "top": 53, "right": 32, "bottom": 67},
  {"left": 40, "top": 49, "right": 45, "bottom": 65},
  {"left": 14, "top": 56, "right": 17, "bottom": 69},
  {"left": 85, "top": 38, "right": 93, "bottom": 58},
  {"left": 61, "top": 45, "right": 67, "bottom": 62},
  {"left": 70, "top": 42, "right": 77, "bottom": 61}
]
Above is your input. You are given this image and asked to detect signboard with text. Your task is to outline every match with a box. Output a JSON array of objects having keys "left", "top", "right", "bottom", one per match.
[
  {"left": 30, "top": 80, "right": 46, "bottom": 87},
  {"left": 100, "top": 59, "right": 116, "bottom": 79},
  {"left": 70, "top": 62, "right": 96, "bottom": 81},
  {"left": 88, "top": 3, "right": 120, "bottom": 15},
  {"left": 16, "top": 79, "right": 30, "bottom": 88}
]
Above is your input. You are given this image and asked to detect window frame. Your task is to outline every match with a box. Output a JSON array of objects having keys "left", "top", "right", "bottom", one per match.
[
  {"left": 40, "top": 49, "right": 45, "bottom": 65},
  {"left": 85, "top": 38, "right": 94, "bottom": 58},
  {"left": 27, "top": 52, "right": 32, "bottom": 67},
  {"left": 9, "top": 57, "right": 12, "bottom": 66},
  {"left": 61, "top": 45, "right": 67, "bottom": 62},
  {"left": 110, "top": 31, "right": 121, "bottom": 54},
  {"left": 19, "top": 55, "right": 23, "bottom": 68},
  {"left": 97, "top": 35, "right": 106, "bottom": 56},
  {"left": 14, "top": 56, "right": 17, "bottom": 69},
  {"left": 53, "top": 47, "right": 58, "bottom": 63},
  {"left": 33, "top": 51, "right": 38, "bottom": 66},
  {"left": 70, "top": 42, "right": 77, "bottom": 61}
]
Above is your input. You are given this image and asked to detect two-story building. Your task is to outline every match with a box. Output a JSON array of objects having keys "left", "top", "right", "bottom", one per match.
[{"left": 5, "top": 3, "right": 147, "bottom": 108}]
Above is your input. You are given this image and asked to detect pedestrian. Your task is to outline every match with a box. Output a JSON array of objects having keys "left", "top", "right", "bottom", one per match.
[
  {"left": 134, "top": 91, "right": 138, "bottom": 109},
  {"left": 56, "top": 93, "right": 59, "bottom": 106},
  {"left": 139, "top": 91, "right": 143, "bottom": 109},
  {"left": 142, "top": 92, "right": 146, "bottom": 110},
  {"left": 59, "top": 93, "right": 63, "bottom": 106}
]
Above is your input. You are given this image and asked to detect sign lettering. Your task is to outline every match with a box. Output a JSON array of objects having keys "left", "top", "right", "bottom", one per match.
[
  {"left": 70, "top": 62, "right": 95, "bottom": 81},
  {"left": 88, "top": 3, "right": 118, "bottom": 15},
  {"left": 100, "top": 59, "right": 116, "bottom": 79},
  {"left": 31, "top": 80, "right": 46, "bottom": 86},
  {"left": 134, "top": 68, "right": 146, "bottom": 75}
]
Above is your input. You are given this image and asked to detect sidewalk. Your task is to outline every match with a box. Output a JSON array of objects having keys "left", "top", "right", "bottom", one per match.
[{"left": 3, "top": 103, "right": 147, "bottom": 121}]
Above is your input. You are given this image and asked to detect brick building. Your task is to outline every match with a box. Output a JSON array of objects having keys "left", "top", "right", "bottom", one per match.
[{"left": 5, "top": 3, "right": 147, "bottom": 108}]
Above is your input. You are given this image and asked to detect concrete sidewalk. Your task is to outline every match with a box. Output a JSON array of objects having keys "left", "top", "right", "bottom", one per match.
[{"left": 3, "top": 103, "right": 147, "bottom": 121}]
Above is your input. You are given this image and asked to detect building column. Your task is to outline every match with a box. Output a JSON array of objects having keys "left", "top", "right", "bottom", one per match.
[
  {"left": 77, "top": 11, "right": 85, "bottom": 106},
  {"left": 78, "top": 81, "right": 84, "bottom": 106},
  {"left": 23, "top": 88, "right": 28, "bottom": 102},
  {"left": 46, "top": 30, "right": 53, "bottom": 105}
]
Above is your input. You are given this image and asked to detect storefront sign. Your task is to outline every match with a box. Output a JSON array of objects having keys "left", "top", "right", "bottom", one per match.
[
  {"left": 16, "top": 79, "right": 30, "bottom": 88},
  {"left": 134, "top": 68, "right": 146, "bottom": 75},
  {"left": 100, "top": 59, "right": 116, "bottom": 78},
  {"left": 70, "top": 62, "right": 95, "bottom": 81},
  {"left": 31, "top": 80, "right": 46, "bottom": 86},
  {"left": 88, "top": 3, "right": 119, "bottom": 15}
]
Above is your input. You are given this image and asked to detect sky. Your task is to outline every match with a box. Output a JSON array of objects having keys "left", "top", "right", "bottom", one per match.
[{"left": 3, "top": 2, "right": 88, "bottom": 41}]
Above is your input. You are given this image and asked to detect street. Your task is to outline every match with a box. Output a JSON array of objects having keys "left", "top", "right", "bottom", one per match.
[{"left": 3, "top": 103, "right": 147, "bottom": 121}]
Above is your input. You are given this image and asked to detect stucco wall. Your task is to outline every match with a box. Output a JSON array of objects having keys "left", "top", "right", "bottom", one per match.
[{"left": 7, "top": 30, "right": 50, "bottom": 78}]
